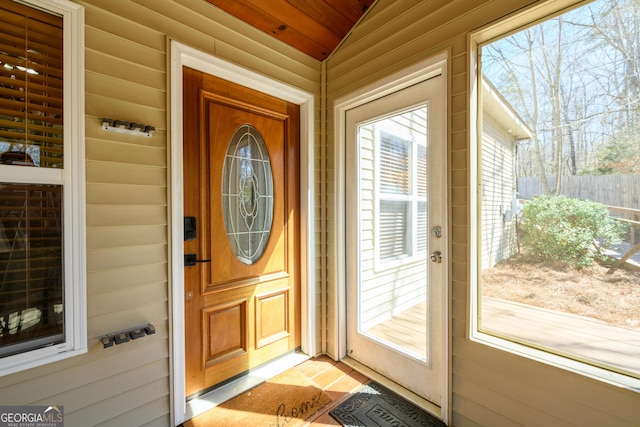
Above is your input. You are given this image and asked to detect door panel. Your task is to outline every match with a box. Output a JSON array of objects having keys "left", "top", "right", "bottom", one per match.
[
  {"left": 255, "top": 288, "right": 290, "bottom": 348},
  {"left": 346, "top": 76, "right": 446, "bottom": 406},
  {"left": 202, "top": 299, "right": 247, "bottom": 366},
  {"left": 183, "top": 67, "right": 300, "bottom": 397}
]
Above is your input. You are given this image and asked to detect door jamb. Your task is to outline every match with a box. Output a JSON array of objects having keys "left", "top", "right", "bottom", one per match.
[
  {"left": 332, "top": 52, "right": 449, "bottom": 424},
  {"left": 169, "top": 40, "right": 316, "bottom": 426}
]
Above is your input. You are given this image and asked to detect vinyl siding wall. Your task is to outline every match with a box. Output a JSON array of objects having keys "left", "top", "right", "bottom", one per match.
[
  {"left": 480, "top": 115, "right": 517, "bottom": 270},
  {"left": 326, "top": 0, "right": 640, "bottom": 426},
  {"left": 0, "top": 1, "right": 321, "bottom": 425},
  {"left": 358, "top": 116, "right": 428, "bottom": 329}
]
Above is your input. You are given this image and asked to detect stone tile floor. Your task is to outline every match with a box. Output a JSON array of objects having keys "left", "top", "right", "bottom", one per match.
[
  {"left": 183, "top": 355, "right": 371, "bottom": 426},
  {"left": 296, "top": 355, "right": 370, "bottom": 426}
]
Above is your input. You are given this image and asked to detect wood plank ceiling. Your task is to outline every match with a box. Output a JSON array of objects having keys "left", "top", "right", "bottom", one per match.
[{"left": 205, "top": 0, "right": 376, "bottom": 60}]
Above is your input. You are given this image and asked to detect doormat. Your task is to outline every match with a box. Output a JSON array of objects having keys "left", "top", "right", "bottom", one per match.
[
  {"left": 330, "top": 382, "right": 445, "bottom": 427},
  {"left": 184, "top": 367, "right": 332, "bottom": 427}
]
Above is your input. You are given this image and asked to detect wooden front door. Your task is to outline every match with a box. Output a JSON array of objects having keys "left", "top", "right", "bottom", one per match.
[{"left": 182, "top": 67, "right": 300, "bottom": 398}]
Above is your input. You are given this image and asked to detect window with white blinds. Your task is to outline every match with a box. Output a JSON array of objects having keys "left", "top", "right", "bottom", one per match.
[
  {"left": 0, "top": 0, "right": 85, "bottom": 375},
  {"left": 0, "top": 0, "right": 63, "bottom": 168},
  {"left": 377, "top": 126, "right": 427, "bottom": 264},
  {"left": 379, "top": 200, "right": 410, "bottom": 259},
  {"left": 0, "top": 183, "right": 63, "bottom": 357},
  {"left": 379, "top": 133, "right": 409, "bottom": 194}
]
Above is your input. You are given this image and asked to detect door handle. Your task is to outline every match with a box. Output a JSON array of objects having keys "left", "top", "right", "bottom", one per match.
[
  {"left": 430, "top": 251, "right": 442, "bottom": 263},
  {"left": 184, "top": 254, "right": 212, "bottom": 267}
]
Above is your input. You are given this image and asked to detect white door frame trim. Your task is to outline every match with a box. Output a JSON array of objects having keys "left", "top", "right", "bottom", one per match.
[
  {"left": 332, "top": 51, "right": 449, "bottom": 424},
  {"left": 169, "top": 40, "right": 316, "bottom": 426}
]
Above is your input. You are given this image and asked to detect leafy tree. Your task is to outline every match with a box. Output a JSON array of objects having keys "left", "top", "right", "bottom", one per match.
[
  {"left": 592, "top": 138, "right": 640, "bottom": 174},
  {"left": 483, "top": 0, "right": 640, "bottom": 184}
]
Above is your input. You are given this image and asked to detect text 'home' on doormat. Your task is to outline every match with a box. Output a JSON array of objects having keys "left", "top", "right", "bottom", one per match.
[{"left": 330, "top": 382, "right": 445, "bottom": 427}]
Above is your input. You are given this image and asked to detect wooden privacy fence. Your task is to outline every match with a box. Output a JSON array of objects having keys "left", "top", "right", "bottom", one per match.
[
  {"left": 518, "top": 175, "right": 640, "bottom": 270},
  {"left": 517, "top": 175, "right": 640, "bottom": 209},
  {"left": 518, "top": 174, "right": 640, "bottom": 241}
]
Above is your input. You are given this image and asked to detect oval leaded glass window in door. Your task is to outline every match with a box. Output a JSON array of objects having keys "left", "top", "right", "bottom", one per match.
[{"left": 222, "top": 124, "right": 274, "bottom": 264}]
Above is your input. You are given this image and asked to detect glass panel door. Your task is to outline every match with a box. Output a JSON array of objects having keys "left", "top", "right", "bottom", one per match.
[
  {"left": 346, "top": 75, "right": 446, "bottom": 405},
  {"left": 360, "top": 110, "right": 429, "bottom": 361}
]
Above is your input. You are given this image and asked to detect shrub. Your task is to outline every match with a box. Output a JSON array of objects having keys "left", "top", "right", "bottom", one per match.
[{"left": 520, "top": 195, "right": 626, "bottom": 267}]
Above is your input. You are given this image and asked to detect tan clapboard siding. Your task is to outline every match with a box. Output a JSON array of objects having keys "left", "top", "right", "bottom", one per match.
[
  {"left": 214, "top": 41, "right": 321, "bottom": 94},
  {"left": 88, "top": 282, "right": 166, "bottom": 317},
  {"left": 453, "top": 336, "right": 640, "bottom": 426},
  {"left": 87, "top": 244, "right": 167, "bottom": 272},
  {"left": 106, "top": 397, "right": 169, "bottom": 427},
  {"left": 86, "top": 161, "right": 167, "bottom": 186},
  {"left": 88, "top": 264, "right": 168, "bottom": 296},
  {"left": 65, "top": 377, "right": 169, "bottom": 426},
  {"left": 328, "top": 0, "right": 482, "bottom": 95},
  {"left": 327, "top": 0, "right": 640, "bottom": 426},
  {"left": 481, "top": 117, "right": 517, "bottom": 268},
  {"left": 86, "top": 139, "right": 167, "bottom": 166},
  {"left": 87, "top": 224, "right": 167, "bottom": 249},
  {"left": 85, "top": 26, "right": 166, "bottom": 73},
  {"left": 87, "top": 72, "right": 166, "bottom": 110},
  {"left": 86, "top": 183, "right": 166, "bottom": 206},
  {"left": 86, "top": 205, "right": 167, "bottom": 227},
  {"left": 30, "top": 359, "right": 168, "bottom": 411},
  {"left": 1, "top": 326, "right": 168, "bottom": 394},
  {"left": 83, "top": 3, "right": 165, "bottom": 52},
  {"left": 450, "top": 27, "right": 469, "bottom": 356},
  {"left": 86, "top": 49, "right": 166, "bottom": 91}
]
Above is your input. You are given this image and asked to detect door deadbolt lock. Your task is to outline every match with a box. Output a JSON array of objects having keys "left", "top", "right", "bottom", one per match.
[
  {"left": 184, "top": 216, "right": 197, "bottom": 241},
  {"left": 430, "top": 251, "right": 442, "bottom": 263},
  {"left": 432, "top": 226, "right": 442, "bottom": 238}
]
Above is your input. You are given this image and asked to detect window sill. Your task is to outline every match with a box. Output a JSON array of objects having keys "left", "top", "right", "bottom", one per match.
[
  {"left": 470, "top": 330, "right": 640, "bottom": 393},
  {"left": 0, "top": 342, "right": 87, "bottom": 377}
]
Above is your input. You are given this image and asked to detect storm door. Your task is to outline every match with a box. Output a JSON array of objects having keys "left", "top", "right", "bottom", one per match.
[{"left": 345, "top": 75, "right": 446, "bottom": 405}]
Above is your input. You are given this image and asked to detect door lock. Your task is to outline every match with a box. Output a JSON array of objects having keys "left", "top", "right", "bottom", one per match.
[
  {"left": 432, "top": 226, "right": 442, "bottom": 238},
  {"left": 430, "top": 251, "right": 442, "bottom": 263},
  {"left": 184, "top": 217, "right": 197, "bottom": 241},
  {"left": 184, "top": 254, "right": 211, "bottom": 267}
]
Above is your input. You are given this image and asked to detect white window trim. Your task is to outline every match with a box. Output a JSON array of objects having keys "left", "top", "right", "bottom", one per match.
[
  {"left": 469, "top": 0, "right": 640, "bottom": 391},
  {"left": 0, "top": 0, "right": 86, "bottom": 376}
]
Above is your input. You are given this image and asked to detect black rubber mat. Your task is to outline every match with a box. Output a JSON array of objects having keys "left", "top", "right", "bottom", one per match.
[{"left": 330, "top": 382, "right": 446, "bottom": 427}]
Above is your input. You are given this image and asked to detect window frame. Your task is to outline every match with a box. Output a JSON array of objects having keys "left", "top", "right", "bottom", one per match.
[
  {"left": 0, "top": 0, "right": 86, "bottom": 376},
  {"left": 470, "top": 0, "right": 640, "bottom": 391}
]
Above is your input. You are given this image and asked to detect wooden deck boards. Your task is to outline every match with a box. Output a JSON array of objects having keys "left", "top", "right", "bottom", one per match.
[
  {"left": 482, "top": 297, "right": 640, "bottom": 373},
  {"left": 367, "top": 302, "right": 427, "bottom": 358},
  {"left": 364, "top": 298, "right": 640, "bottom": 374}
]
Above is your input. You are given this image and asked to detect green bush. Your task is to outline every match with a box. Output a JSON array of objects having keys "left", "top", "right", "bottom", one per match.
[{"left": 521, "top": 195, "right": 626, "bottom": 267}]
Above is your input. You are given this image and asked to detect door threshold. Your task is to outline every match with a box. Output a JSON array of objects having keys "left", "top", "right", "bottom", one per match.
[
  {"left": 185, "top": 351, "right": 310, "bottom": 420},
  {"left": 340, "top": 356, "right": 442, "bottom": 420}
]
